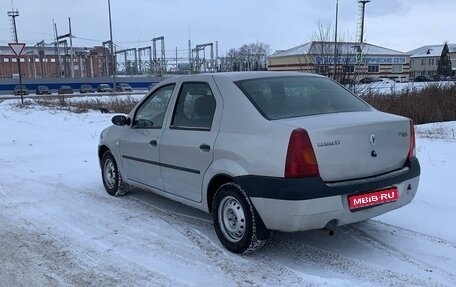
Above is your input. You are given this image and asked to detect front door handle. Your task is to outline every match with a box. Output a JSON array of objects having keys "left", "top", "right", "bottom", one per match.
[
  {"left": 149, "top": 140, "right": 158, "bottom": 147},
  {"left": 199, "top": 144, "right": 211, "bottom": 152}
]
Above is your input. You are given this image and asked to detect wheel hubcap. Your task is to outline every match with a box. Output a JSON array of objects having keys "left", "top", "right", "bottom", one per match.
[
  {"left": 103, "top": 159, "right": 116, "bottom": 189},
  {"left": 218, "top": 196, "right": 246, "bottom": 242}
]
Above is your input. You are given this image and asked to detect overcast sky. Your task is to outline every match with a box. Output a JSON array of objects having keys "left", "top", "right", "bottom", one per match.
[{"left": 1, "top": 0, "right": 454, "bottom": 56}]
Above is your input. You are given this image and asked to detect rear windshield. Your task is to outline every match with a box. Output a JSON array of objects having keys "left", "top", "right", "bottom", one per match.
[{"left": 235, "top": 76, "right": 371, "bottom": 120}]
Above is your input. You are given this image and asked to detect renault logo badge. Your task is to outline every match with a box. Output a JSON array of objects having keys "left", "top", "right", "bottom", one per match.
[{"left": 370, "top": 134, "right": 376, "bottom": 147}]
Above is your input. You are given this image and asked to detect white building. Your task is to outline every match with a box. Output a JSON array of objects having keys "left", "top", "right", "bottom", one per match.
[
  {"left": 268, "top": 41, "right": 410, "bottom": 80},
  {"left": 408, "top": 44, "right": 456, "bottom": 79}
]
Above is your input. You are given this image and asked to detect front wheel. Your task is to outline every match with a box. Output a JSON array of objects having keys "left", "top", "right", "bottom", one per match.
[
  {"left": 101, "top": 151, "right": 129, "bottom": 196},
  {"left": 212, "top": 183, "right": 267, "bottom": 254}
]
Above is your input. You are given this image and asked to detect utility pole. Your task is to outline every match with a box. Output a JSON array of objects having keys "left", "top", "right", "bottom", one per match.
[
  {"left": 333, "top": 0, "right": 339, "bottom": 81},
  {"left": 108, "top": 0, "right": 116, "bottom": 91},
  {"left": 68, "top": 18, "right": 74, "bottom": 77},
  {"left": 8, "top": 8, "right": 24, "bottom": 104},
  {"left": 53, "top": 20, "right": 62, "bottom": 77},
  {"left": 188, "top": 39, "right": 192, "bottom": 74}
]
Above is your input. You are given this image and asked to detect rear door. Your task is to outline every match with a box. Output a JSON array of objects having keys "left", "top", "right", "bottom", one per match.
[
  {"left": 159, "top": 77, "right": 222, "bottom": 202},
  {"left": 119, "top": 84, "right": 176, "bottom": 190}
]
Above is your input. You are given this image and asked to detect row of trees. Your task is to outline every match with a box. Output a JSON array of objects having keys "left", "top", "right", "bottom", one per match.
[{"left": 219, "top": 42, "right": 270, "bottom": 72}]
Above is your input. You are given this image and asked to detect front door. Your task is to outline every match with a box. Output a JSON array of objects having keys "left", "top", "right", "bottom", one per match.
[
  {"left": 119, "top": 84, "right": 175, "bottom": 190},
  {"left": 159, "top": 79, "right": 221, "bottom": 202}
]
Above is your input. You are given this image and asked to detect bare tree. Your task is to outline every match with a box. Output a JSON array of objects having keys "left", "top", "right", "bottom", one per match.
[{"left": 302, "top": 20, "right": 364, "bottom": 89}]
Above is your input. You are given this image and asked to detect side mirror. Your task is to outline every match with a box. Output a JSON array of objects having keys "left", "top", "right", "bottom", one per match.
[{"left": 111, "top": 115, "right": 131, "bottom": 126}]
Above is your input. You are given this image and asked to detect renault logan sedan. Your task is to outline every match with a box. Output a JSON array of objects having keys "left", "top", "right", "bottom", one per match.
[{"left": 98, "top": 72, "right": 420, "bottom": 254}]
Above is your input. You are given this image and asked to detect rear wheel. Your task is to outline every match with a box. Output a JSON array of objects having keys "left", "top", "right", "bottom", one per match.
[
  {"left": 212, "top": 182, "right": 267, "bottom": 254},
  {"left": 101, "top": 151, "right": 129, "bottom": 196}
]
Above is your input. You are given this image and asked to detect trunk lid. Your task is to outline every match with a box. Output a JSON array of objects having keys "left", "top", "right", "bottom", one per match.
[{"left": 277, "top": 111, "right": 411, "bottom": 182}]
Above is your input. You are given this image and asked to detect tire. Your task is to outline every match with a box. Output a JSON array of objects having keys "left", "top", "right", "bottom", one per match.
[
  {"left": 212, "top": 182, "right": 268, "bottom": 254},
  {"left": 101, "top": 151, "right": 129, "bottom": 196}
]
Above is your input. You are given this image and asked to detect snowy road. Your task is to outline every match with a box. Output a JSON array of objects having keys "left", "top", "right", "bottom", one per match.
[{"left": 1, "top": 100, "right": 455, "bottom": 286}]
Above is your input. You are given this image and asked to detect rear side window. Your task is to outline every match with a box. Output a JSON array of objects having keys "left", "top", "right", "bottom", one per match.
[
  {"left": 236, "top": 76, "right": 371, "bottom": 120},
  {"left": 171, "top": 82, "right": 216, "bottom": 130}
]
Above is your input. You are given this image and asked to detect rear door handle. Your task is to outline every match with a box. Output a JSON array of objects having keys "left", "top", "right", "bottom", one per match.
[
  {"left": 149, "top": 140, "right": 158, "bottom": 147},
  {"left": 199, "top": 144, "right": 211, "bottom": 152}
]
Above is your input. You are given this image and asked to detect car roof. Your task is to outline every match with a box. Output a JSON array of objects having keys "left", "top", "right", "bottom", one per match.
[
  {"left": 167, "top": 71, "right": 325, "bottom": 83},
  {"left": 211, "top": 71, "right": 323, "bottom": 81}
]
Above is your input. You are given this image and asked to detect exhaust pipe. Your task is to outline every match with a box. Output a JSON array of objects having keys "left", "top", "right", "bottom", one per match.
[
  {"left": 322, "top": 220, "right": 337, "bottom": 236},
  {"left": 321, "top": 227, "right": 335, "bottom": 237}
]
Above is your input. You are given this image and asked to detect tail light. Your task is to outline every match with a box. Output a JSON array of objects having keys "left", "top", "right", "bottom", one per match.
[
  {"left": 285, "top": 128, "right": 320, "bottom": 178},
  {"left": 408, "top": 120, "right": 416, "bottom": 160}
]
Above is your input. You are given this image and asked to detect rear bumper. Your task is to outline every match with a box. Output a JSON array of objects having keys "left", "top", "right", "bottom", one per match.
[{"left": 236, "top": 159, "right": 420, "bottom": 232}]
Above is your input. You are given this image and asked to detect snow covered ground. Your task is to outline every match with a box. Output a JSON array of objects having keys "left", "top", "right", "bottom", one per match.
[
  {"left": 1, "top": 99, "right": 455, "bottom": 287},
  {"left": 355, "top": 80, "right": 455, "bottom": 96}
]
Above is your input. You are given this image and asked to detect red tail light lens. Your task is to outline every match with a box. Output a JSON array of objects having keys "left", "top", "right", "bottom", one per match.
[
  {"left": 285, "top": 128, "right": 320, "bottom": 178},
  {"left": 408, "top": 120, "right": 416, "bottom": 160}
]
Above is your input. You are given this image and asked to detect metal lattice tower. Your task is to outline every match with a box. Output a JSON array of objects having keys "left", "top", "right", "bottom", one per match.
[
  {"left": 56, "top": 19, "right": 74, "bottom": 78},
  {"left": 116, "top": 48, "right": 138, "bottom": 75},
  {"left": 152, "top": 36, "right": 165, "bottom": 75},
  {"left": 138, "top": 46, "right": 152, "bottom": 74},
  {"left": 7, "top": 9, "right": 19, "bottom": 42},
  {"left": 100, "top": 40, "right": 117, "bottom": 77},
  {"left": 194, "top": 43, "right": 214, "bottom": 73},
  {"left": 356, "top": 0, "right": 371, "bottom": 43}
]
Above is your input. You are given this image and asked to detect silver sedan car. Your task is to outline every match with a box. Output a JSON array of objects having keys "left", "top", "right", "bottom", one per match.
[{"left": 98, "top": 72, "right": 420, "bottom": 254}]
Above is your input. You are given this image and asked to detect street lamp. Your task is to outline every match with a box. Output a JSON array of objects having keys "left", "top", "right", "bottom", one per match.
[{"left": 108, "top": 0, "right": 116, "bottom": 91}]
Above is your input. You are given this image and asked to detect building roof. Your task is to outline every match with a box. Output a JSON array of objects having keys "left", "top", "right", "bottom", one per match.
[
  {"left": 271, "top": 42, "right": 313, "bottom": 57},
  {"left": 0, "top": 45, "right": 104, "bottom": 56},
  {"left": 408, "top": 44, "right": 456, "bottom": 58},
  {"left": 269, "top": 41, "right": 406, "bottom": 58}
]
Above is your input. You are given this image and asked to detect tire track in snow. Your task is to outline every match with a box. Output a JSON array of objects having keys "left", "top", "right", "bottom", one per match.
[
  {"left": 2, "top": 176, "right": 204, "bottom": 287},
  {"left": 368, "top": 220, "right": 456, "bottom": 248},
  {"left": 341, "top": 224, "right": 456, "bottom": 285},
  {"left": 128, "top": 195, "right": 311, "bottom": 287},
  {"left": 265, "top": 236, "right": 440, "bottom": 287},
  {"left": 120, "top": 193, "right": 450, "bottom": 286}
]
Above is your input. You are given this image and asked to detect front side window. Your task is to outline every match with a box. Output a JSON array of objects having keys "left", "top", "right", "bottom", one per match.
[
  {"left": 171, "top": 82, "right": 216, "bottom": 130},
  {"left": 134, "top": 84, "right": 175, "bottom": 129},
  {"left": 236, "top": 76, "right": 371, "bottom": 120}
]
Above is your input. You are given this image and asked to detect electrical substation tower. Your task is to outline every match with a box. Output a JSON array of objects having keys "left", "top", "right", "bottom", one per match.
[
  {"left": 152, "top": 36, "right": 165, "bottom": 76},
  {"left": 193, "top": 43, "right": 215, "bottom": 73},
  {"left": 116, "top": 48, "right": 138, "bottom": 75},
  {"left": 101, "top": 40, "right": 117, "bottom": 77},
  {"left": 138, "top": 46, "right": 152, "bottom": 74},
  {"left": 356, "top": 0, "right": 371, "bottom": 43}
]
